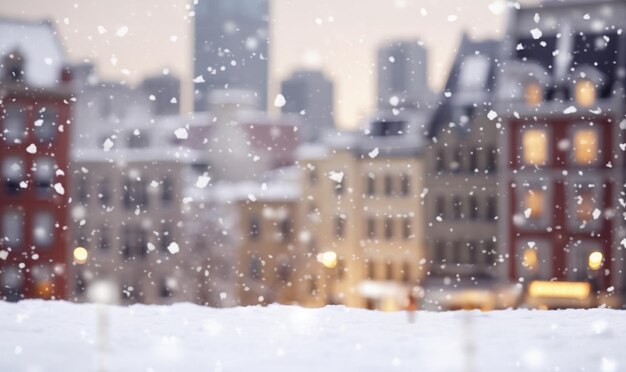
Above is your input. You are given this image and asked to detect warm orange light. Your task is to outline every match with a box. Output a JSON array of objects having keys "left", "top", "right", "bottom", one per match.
[
  {"left": 318, "top": 251, "right": 338, "bottom": 269},
  {"left": 575, "top": 80, "right": 596, "bottom": 108},
  {"left": 528, "top": 280, "right": 591, "bottom": 300},
  {"left": 523, "top": 129, "right": 548, "bottom": 165},
  {"left": 588, "top": 251, "right": 603, "bottom": 270},
  {"left": 524, "top": 190, "right": 544, "bottom": 219},
  {"left": 525, "top": 81, "right": 542, "bottom": 106},
  {"left": 73, "top": 247, "right": 88, "bottom": 264},
  {"left": 523, "top": 249, "right": 538, "bottom": 269},
  {"left": 574, "top": 129, "right": 598, "bottom": 164},
  {"left": 576, "top": 191, "right": 594, "bottom": 222}
]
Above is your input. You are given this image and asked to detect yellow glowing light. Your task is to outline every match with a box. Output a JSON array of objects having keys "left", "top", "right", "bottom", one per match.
[
  {"left": 522, "top": 129, "right": 548, "bottom": 165},
  {"left": 522, "top": 249, "right": 538, "bottom": 269},
  {"left": 73, "top": 247, "right": 88, "bottom": 264},
  {"left": 575, "top": 80, "right": 596, "bottom": 108},
  {"left": 524, "top": 190, "right": 544, "bottom": 219},
  {"left": 318, "top": 251, "right": 338, "bottom": 269},
  {"left": 524, "top": 81, "right": 542, "bottom": 106},
  {"left": 588, "top": 251, "right": 603, "bottom": 270},
  {"left": 574, "top": 129, "right": 598, "bottom": 164},
  {"left": 528, "top": 280, "right": 591, "bottom": 300}
]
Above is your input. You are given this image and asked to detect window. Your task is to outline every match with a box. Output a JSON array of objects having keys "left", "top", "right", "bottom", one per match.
[
  {"left": 522, "top": 129, "right": 548, "bottom": 165},
  {"left": 249, "top": 216, "right": 261, "bottom": 240},
  {"left": 486, "top": 195, "right": 497, "bottom": 221},
  {"left": 384, "top": 217, "right": 393, "bottom": 240},
  {"left": 2, "top": 211, "right": 23, "bottom": 248},
  {"left": 436, "top": 149, "right": 445, "bottom": 172},
  {"left": 517, "top": 240, "right": 552, "bottom": 280},
  {"left": 435, "top": 196, "right": 445, "bottom": 219},
  {"left": 452, "top": 147, "right": 462, "bottom": 173},
  {"left": 486, "top": 146, "right": 497, "bottom": 173},
  {"left": 124, "top": 179, "right": 148, "bottom": 210},
  {"left": 161, "top": 177, "right": 174, "bottom": 205},
  {"left": 76, "top": 175, "right": 88, "bottom": 205},
  {"left": 524, "top": 81, "right": 542, "bottom": 106},
  {"left": 160, "top": 224, "right": 174, "bottom": 252},
  {"left": 452, "top": 196, "right": 462, "bottom": 220},
  {"left": 99, "top": 227, "right": 111, "bottom": 250},
  {"left": 34, "top": 107, "right": 58, "bottom": 142},
  {"left": 366, "top": 217, "right": 376, "bottom": 239},
  {"left": 384, "top": 175, "right": 393, "bottom": 196},
  {"left": 308, "top": 168, "right": 317, "bottom": 186},
  {"left": 435, "top": 241, "right": 445, "bottom": 263},
  {"left": 249, "top": 256, "right": 263, "bottom": 280},
  {"left": 33, "top": 157, "right": 55, "bottom": 198},
  {"left": 2, "top": 106, "right": 25, "bottom": 142},
  {"left": 2, "top": 156, "right": 24, "bottom": 194},
  {"left": 467, "top": 241, "right": 478, "bottom": 265},
  {"left": 366, "top": 174, "right": 375, "bottom": 196},
  {"left": 279, "top": 219, "right": 291, "bottom": 241},
  {"left": 337, "top": 258, "right": 345, "bottom": 280},
  {"left": 469, "top": 196, "right": 478, "bottom": 220},
  {"left": 385, "top": 261, "right": 393, "bottom": 280},
  {"left": 469, "top": 148, "right": 478, "bottom": 172},
  {"left": 575, "top": 80, "right": 596, "bottom": 107},
  {"left": 32, "top": 211, "right": 54, "bottom": 248},
  {"left": 400, "top": 174, "right": 410, "bottom": 196},
  {"left": 401, "top": 262, "right": 410, "bottom": 283},
  {"left": 334, "top": 215, "right": 345, "bottom": 239},
  {"left": 99, "top": 178, "right": 111, "bottom": 206},
  {"left": 567, "top": 241, "right": 603, "bottom": 281},
  {"left": 573, "top": 128, "right": 598, "bottom": 165},
  {"left": 524, "top": 189, "right": 544, "bottom": 219},
  {"left": 367, "top": 260, "right": 375, "bottom": 280},
  {"left": 277, "top": 262, "right": 291, "bottom": 282},
  {"left": 402, "top": 217, "right": 411, "bottom": 240}
]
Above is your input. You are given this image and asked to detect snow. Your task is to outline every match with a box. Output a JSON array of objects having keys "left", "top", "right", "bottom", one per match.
[{"left": 1, "top": 301, "right": 625, "bottom": 372}]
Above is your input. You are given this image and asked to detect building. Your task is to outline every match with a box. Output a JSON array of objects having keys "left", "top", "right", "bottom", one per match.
[
  {"left": 141, "top": 72, "right": 181, "bottom": 116},
  {"left": 0, "top": 18, "right": 72, "bottom": 301},
  {"left": 495, "top": 0, "right": 626, "bottom": 308},
  {"left": 193, "top": 0, "right": 269, "bottom": 112},
  {"left": 423, "top": 36, "right": 519, "bottom": 310},
  {"left": 377, "top": 40, "right": 433, "bottom": 110},
  {"left": 280, "top": 69, "right": 334, "bottom": 142},
  {"left": 297, "top": 117, "right": 428, "bottom": 310},
  {"left": 67, "top": 126, "right": 210, "bottom": 305}
]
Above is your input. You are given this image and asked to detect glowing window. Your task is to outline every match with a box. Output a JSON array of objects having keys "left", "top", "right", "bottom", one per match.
[
  {"left": 524, "top": 81, "right": 542, "bottom": 106},
  {"left": 522, "top": 249, "right": 538, "bottom": 269},
  {"left": 522, "top": 129, "right": 548, "bottom": 165},
  {"left": 575, "top": 80, "right": 596, "bottom": 107},
  {"left": 573, "top": 129, "right": 598, "bottom": 164},
  {"left": 524, "top": 190, "right": 544, "bottom": 219}
]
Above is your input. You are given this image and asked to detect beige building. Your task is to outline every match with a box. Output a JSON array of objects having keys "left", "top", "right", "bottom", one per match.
[
  {"left": 297, "top": 119, "right": 427, "bottom": 311},
  {"left": 68, "top": 128, "right": 209, "bottom": 305}
]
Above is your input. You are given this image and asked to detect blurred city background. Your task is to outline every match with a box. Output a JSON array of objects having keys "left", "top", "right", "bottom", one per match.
[{"left": 1, "top": 0, "right": 625, "bottom": 311}]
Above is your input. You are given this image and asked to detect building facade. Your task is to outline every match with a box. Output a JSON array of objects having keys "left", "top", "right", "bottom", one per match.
[
  {"left": 193, "top": 0, "right": 269, "bottom": 111},
  {"left": 280, "top": 69, "right": 334, "bottom": 142},
  {"left": 496, "top": 0, "right": 626, "bottom": 308},
  {"left": 0, "top": 19, "right": 72, "bottom": 301},
  {"left": 297, "top": 119, "right": 427, "bottom": 310},
  {"left": 141, "top": 72, "right": 181, "bottom": 116}
]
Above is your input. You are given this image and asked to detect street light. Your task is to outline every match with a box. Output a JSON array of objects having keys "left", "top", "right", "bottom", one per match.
[
  {"left": 73, "top": 247, "right": 88, "bottom": 264},
  {"left": 318, "top": 251, "right": 337, "bottom": 269},
  {"left": 588, "top": 251, "right": 603, "bottom": 271}
]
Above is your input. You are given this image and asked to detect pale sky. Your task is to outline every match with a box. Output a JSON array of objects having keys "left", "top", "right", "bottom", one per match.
[{"left": 0, "top": 0, "right": 536, "bottom": 128}]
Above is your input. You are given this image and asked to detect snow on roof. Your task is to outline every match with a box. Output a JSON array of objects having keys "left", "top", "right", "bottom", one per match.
[
  {"left": 73, "top": 146, "right": 205, "bottom": 164},
  {"left": 0, "top": 18, "right": 66, "bottom": 88},
  {"left": 2, "top": 300, "right": 625, "bottom": 372}
]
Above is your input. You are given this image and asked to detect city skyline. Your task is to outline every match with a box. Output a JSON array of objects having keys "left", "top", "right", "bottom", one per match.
[{"left": 0, "top": 0, "right": 536, "bottom": 128}]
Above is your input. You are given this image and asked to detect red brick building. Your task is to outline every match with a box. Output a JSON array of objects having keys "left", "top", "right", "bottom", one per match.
[
  {"left": 0, "top": 19, "right": 72, "bottom": 301},
  {"left": 497, "top": 0, "right": 626, "bottom": 307}
]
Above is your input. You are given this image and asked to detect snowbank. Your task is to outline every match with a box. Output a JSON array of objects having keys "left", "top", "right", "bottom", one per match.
[{"left": 0, "top": 300, "right": 624, "bottom": 372}]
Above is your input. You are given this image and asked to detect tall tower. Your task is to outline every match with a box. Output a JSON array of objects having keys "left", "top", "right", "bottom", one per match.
[
  {"left": 193, "top": 0, "right": 269, "bottom": 112},
  {"left": 281, "top": 69, "right": 334, "bottom": 142},
  {"left": 377, "top": 40, "right": 431, "bottom": 109}
]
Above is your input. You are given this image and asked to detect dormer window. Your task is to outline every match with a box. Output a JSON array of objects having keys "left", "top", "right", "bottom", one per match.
[
  {"left": 3, "top": 50, "right": 25, "bottom": 82},
  {"left": 524, "top": 81, "right": 542, "bottom": 106},
  {"left": 575, "top": 80, "right": 596, "bottom": 107}
]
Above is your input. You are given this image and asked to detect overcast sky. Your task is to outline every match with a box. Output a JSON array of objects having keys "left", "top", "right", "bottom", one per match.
[{"left": 0, "top": 0, "right": 536, "bottom": 128}]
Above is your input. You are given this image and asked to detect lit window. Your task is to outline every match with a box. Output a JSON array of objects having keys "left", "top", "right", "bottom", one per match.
[
  {"left": 2, "top": 106, "right": 26, "bottom": 142},
  {"left": 522, "top": 249, "right": 538, "bottom": 269},
  {"left": 32, "top": 211, "right": 55, "bottom": 247},
  {"left": 2, "top": 211, "right": 23, "bottom": 248},
  {"left": 524, "top": 189, "right": 544, "bottom": 219},
  {"left": 573, "top": 129, "right": 598, "bottom": 164},
  {"left": 575, "top": 80, "right": 596, "bottom": 107},
  {"left": 522, "top": 129, "right": 548, "bottom": 165},
  {"left": 524, "top": 81, "right": 542, "bottom": 106}
]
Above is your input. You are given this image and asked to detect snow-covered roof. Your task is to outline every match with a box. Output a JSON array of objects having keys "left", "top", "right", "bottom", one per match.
[{"left": 0, "top": 18, "right": 66, "bottom": 88}]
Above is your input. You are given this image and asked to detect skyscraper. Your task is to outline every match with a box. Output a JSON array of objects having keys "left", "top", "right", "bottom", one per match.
[
  {"left": 280, "top": 69, "right": 334, "bottom": 142},
  {"left": 193, "top": 0, "right": 269, "bottom": 112},
  {"left": 377, "top": 40, "right": 432, "bottom": 110}
]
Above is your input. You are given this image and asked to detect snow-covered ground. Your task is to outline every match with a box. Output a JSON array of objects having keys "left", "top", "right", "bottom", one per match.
[{"left": 0, "top": 300, "right": 624, "bottom": 372}]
